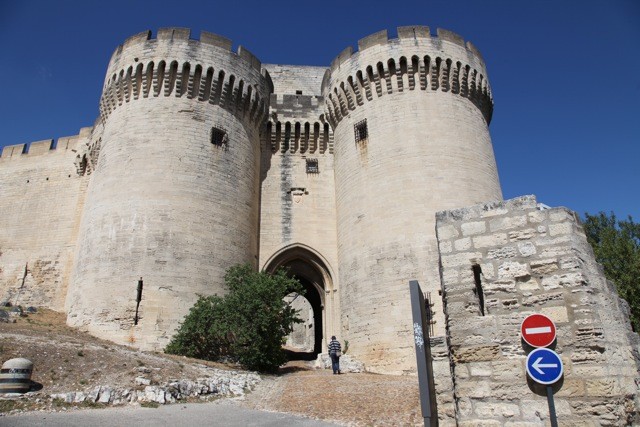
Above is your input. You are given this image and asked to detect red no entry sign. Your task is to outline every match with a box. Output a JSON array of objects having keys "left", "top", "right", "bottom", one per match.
[{"left": 521, "top": 314, "right": 556, "bottom": 348}]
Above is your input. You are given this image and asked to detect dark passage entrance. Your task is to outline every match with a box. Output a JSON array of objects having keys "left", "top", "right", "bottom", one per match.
[
  {"left": 284, "top": 277, "right": 323, "bottom": 360},
  {"left": 264, "top": 245, "right": 332, "bottom": 361}
]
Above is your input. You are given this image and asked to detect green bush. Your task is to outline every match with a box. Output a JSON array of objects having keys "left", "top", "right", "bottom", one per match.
[
  {"left": 166, "top": 264, "right": 303, "bottom": 372},
  {"left": 583, "top": 212, "right": 640, "bottom": 331}
]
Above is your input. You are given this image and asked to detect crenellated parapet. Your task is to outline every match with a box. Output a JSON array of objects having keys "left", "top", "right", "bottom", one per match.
[
  {"left": 98, "top": 28, "right": 274, "bottom": 126},
  {"left": 321, "top": 26, "right": 493, "bottom": 128},
  {"left": 0, "top": 127, "right": 93, "bottom": 161}
]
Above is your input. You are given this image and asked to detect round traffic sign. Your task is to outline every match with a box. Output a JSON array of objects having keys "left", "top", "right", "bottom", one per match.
[
  {"left": 526, "top": 348, "right": 563, "bottom": 385},
  {"left": 521, "top": 314, "right": 556, "bottom": 348}
]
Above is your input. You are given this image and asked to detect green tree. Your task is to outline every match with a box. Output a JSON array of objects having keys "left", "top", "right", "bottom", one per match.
[
  {"left": 583, "top": 212, "right": 640, "bottom": 331},
  {"left": 166, "top": 264, "right": 303, "bottom": 372}
]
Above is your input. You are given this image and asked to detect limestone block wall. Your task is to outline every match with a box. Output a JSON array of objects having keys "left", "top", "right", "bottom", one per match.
[
  {"left": 0, "top": 131, "right": 91, "bottom": 310},
  {"left": 436, "top": 195, "right": 640, "bottom": 425},
  {"left": 258, "top": 75, "right": 338, "bottom": 270},
  {"left": 259, "top": 64, "right": 340, "bottom": 339},
  {"left": 67, "top": 28, "right": 272, "bottom": 350},
  {"left": 323, "top": 27, "right": 502, "bottom": 375},
  {"left": 259, "top": 66, "right": 336, "bottom": 265},
  {"left": 264, "top": 64, "right": 326, "bottom": 97},
  {"left": 258, "top": 141, "right": 338, "bottom": 277}
]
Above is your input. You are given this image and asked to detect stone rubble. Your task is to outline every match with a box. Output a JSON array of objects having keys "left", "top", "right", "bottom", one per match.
[{"left": 46, "top": 368, "right": 261, "bottom": 406}]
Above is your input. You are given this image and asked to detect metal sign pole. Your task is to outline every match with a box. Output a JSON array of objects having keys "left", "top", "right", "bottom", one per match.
[
  {"left": 409, "top": 280, "right": 438, "bottom": 427},
  {"left": 546, "top": 386, "right": 558, "bottom": 427},
  {"left": 522, "top": 314, "right": 562, "bottom": 426}
]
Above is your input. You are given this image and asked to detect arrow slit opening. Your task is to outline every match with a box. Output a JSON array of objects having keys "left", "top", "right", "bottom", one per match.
[{"left": 472, "top": 264, "right": 485, "bottom": 316}]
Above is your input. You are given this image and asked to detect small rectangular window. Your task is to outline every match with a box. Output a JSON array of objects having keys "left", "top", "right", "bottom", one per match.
[
  {"left": 354, "top": 119, "right": 368, "bottom": 144},
  {"left": 211, "top": 126, "right": 227, "bottom": 148},
  {"left": 306, "top": 158, "right": 319, "bottom": 174},
  {"left": 296, "top": 90, "right": 303, "bottom": 95}
]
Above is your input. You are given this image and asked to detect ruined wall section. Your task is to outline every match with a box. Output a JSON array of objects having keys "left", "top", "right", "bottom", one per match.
[
  {"left": 436, "top": 195, "right": 640, "bottom": 425},
  {"left": 259, "top": 64, "right": 340, "bottom": 334},
  {"left": 67, "top": 28, "right": 272, "bottom": 350},
  {"left": 0, "top": 129, "right": 92, "bottom": 310},
  {"left": 323, "top": 26, "right": 502, "bottom": 378}
]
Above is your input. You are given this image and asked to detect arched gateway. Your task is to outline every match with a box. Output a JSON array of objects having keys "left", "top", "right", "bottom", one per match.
[{"left": 262, "top": 244, "right": 336, "bottom": 358}]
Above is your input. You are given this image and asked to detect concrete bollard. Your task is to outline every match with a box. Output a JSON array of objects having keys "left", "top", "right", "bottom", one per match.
[{"left": 0, "top": 358, "right": 34, "bottom": 394}]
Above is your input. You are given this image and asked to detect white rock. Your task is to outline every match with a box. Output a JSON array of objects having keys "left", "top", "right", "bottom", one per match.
[{"left": 135, "top": 376, "right": 151, "bottom": 386}]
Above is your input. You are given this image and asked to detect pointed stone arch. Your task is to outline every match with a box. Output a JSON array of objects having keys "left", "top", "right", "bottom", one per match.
[{"left": 262, "top": 244, "right": 337, "bottom": 357}]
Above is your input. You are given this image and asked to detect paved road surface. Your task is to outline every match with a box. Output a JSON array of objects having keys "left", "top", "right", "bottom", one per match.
[{"left": 0, "top": 401, "right": 340, "bottom": 426}]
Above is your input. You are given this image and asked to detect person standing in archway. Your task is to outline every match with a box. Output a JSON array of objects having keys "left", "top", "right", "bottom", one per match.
[{"left": 328, "top": 336, "right": 342, "bottom": 374}]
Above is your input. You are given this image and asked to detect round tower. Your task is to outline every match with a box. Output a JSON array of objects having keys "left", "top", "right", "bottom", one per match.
[
  {"left": 67, "top": 28, "right": 272, "bottom": 350},
  {"left": 322, "top": 27, "right": 502, "bottom": 373}
]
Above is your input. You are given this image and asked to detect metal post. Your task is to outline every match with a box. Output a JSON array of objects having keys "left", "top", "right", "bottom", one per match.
[
  {"left": 409, "top": 280, "right": 438, "bottom": 427},
  {"left": 546, "top": 385, "right": 558, "bottom": 427}
]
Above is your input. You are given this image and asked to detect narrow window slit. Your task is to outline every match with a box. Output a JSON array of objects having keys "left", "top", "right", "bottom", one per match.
[
  {"left": 134, "top": 277, "right": 143, "bottom": 326},
  {"left": 472, "top": 264, "right": 485, "bottom": 316}
]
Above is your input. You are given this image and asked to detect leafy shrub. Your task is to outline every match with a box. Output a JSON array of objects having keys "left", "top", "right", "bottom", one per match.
[
  {"left": 583, "top": 212, "right": 640, "bottom": 331},
  {"left": 166, "top": 264, "right": 303, "bottom": 372}
]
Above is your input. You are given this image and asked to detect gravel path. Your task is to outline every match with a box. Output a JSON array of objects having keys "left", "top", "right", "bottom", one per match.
[{"left": 240, "top": 362, "right": 423, "bottom": 426}]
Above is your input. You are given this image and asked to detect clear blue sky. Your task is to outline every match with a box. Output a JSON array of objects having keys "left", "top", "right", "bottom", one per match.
[{"left": 1, "top": 0, "right": 638, "bottom": 219}]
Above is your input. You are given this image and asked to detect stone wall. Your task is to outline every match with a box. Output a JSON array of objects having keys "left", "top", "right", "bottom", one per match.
[
  {"left": 0, "top": 132, "right": 90, "bottom": 311},
  {"left": 259, "top": 64, "right": 340, "bottom": 342},
  {"left": 264, "top": 64, "right": 326, "bottom": 97},
  {"left": 259, "top": 66, "right": 337, "bottom": 276},
  {"left": 436, "top": 195, "right": 640, "bottom": 425}
]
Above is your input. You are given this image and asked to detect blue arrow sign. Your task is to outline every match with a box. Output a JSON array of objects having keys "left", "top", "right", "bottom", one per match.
[{"left": 526, "top": 348, "right": 563, "bottom": 385}]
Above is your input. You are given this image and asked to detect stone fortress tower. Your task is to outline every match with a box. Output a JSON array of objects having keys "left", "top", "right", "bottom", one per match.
[
  {"left": 322, "top": 27, "right": 501, "bottom": 373},
  {"left": 67, "top": 29, "right": 272, "bottom": 348},
  {"left": 1, "top": 25, "right": 638, "bottom": 424}
]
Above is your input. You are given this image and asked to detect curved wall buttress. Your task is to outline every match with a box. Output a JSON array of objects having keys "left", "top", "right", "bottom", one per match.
[
  {"left": 323, "top": 27, "right": 502, "bottom": 374},
  {"left": 67, "top": 28, "right": 272, "bottom": 350}
]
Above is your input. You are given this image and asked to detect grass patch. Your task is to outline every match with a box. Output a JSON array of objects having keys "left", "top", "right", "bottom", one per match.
[
  {"left": 78, "top": 400, "right": 106, "bottom": 409},
  {"left": 0, "top": 399, "right": 21, "bottom": 413},
  {"left": 51, "top": 397, "right": 66, "bottom": 408},
  {"left": 51, "top": 397, "right": 107, "bottom": 410},
  {"left": 140, "top": 401, "right": 160, "bottom": 408}
]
